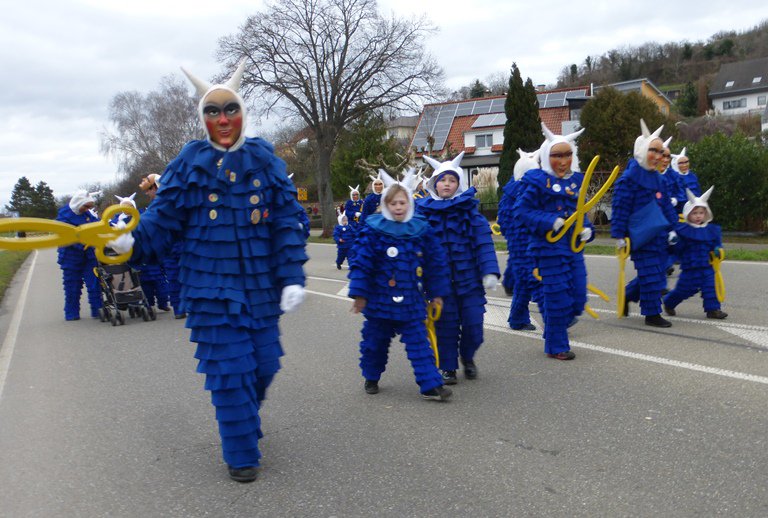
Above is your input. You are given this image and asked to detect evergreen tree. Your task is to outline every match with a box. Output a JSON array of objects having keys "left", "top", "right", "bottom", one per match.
[
  {"left": 5, "top": 177, "right": 34, "bottom": 216},
  {"left": 30, "top": 181, "right": 57, "bottom": 218},
  {"left": 677, "top": 81, "right": 698, "bottom": 117},
  {"left": 469, "top": 79, "right": 488, "bottom": 99},
  {"left": 498, "top": 63, "right": 541, "bottom": 194}
]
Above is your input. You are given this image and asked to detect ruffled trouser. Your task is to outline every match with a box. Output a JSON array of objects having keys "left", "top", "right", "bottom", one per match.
[
  {"left": 501, "top": 257, "right": 515, "bottom": 292},
  {"left": 190, "top": 313, "right": 283, "bottom": 469},
  {"left": 163, "top": 256, "right": 182, "bottom": 312},
  {"left": 61, "top": 265, "right": 101, "bottom": 320},
  {"left": 537, "top": 255, "right": 586, "bottom": 355},
  {"left": 626, "top": 245, "right": 667, "bottom": 316},
  {"left": 434, "top": 291, "right": 485, "bottom": 370},
  {"left": 508, "top": 257, "right": 538, "bottom": 328},
  {"left": 142, "top": 278, "right": 170, "bottom": 310},
  {"left": 336, "top": 246, "right": 352, "bottom": 268},
  {"left": 359, "top": 317, "right": 442, "bottom": 393},
  {"left": 663, "top": 267, "right": 719, "bottom": 312}
]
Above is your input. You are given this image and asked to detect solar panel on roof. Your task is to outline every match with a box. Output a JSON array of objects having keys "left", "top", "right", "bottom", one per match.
[
  {"left": 456, "top": 103, "right": 473, "bottom": 116},
  {"left": 473, "top": 99, "right": 492, "bottom": 113},
  {"left": 490, "top": 98, "right": 505, "bottom": 112}
]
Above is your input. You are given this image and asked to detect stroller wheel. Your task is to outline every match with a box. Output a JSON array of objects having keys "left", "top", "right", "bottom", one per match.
[
  {"left": 98, "top": 308, "right": 106, "bottom": 322},
  {"left": 141, "top": 306, "right": 150, "bottom": 322},
  {"left": 148, "top": 307, "right": 157, "bottom": 321},
  {"left": 110, "top": 311, "right": 118, "bottom": 326},
  {"left": 128, "top": 307, "right": 135, "bottom": 318},
  {"left": 117, "top": 311, "right": 125, "bottom": 325}
]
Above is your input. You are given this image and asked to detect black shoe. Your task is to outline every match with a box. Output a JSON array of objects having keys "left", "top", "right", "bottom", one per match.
[
  {"left": 706, "top": 309, "right": 728, "bottom": 319},
  {"left": 441, "top": 370, "right": 457, "bottom": 385},
  {"left": 364, "top": 380, "right": 379, "bottom": 394},
  {"left": 546, "top": 351, "right": 576, "bottom": 360},
  {"left": 567, "top": 317, "right": 578, "bottom": 328},
  {"left": 174, "top": 312, "right": 187, "bottom": 319},
  {"left": 421, "top": 386, "right": 452, "bottom": 401},
  {"left": 621, "top": 300, "right": 629, "bottom": 317},
  {"left": 663, "top": 304, "right": 676, "bottom": 316},
  {"left": 461, "top": 359, "right": 478, "bottom": 380},
  {"left": 228, "top": 466, "right": 258, "bottom": 483},
  {"left": 666, "top": 266, "right": 675, "bottom": 276},
  {"left": 503, "top": 286, "right": 513, "bottom": 296},
  {"left": 645, "top": 314, "right": 672, "bottom": 328},
  {"left": 336, "top": 264, "right": 342, "bottom": 270},
  {"left": 158, "top": 306, "right": 171, "bottom": 312},
  {"left": 512, "top": 323, "right": 536, "bottom": 331}
]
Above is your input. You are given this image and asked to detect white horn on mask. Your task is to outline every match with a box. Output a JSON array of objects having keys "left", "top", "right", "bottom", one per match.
[
  {"left": 423, "top": 155, "right": 442, "bottom": 171},
  {"left": 180, "top": 66, "right": 213, "bottom": 97},
  {"left": 225, "top": 60, "right": 247, "bottom": 91},
  {"left": 701, "top": 185, "right": 714, "bottom": 203}
]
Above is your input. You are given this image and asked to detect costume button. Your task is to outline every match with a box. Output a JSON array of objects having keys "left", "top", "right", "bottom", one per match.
[
  {"left": 229, "top": 171, "right": 237, "bottom": 182},
  {"left": 253, "top": 179, "right": 261, "bottom": 188},
  {"left": 216, "top": 158, "right": 223, "bottom": 168},
  {"left": 250, "top": 194, "right": 260, "bottom": 205},
  {"left": 208, "top": 193, "right": 219, "bottom": 202},
  {"left": 250, "top": 209, "right": 261, "bottom": 224},
  {"left": 386, "top": 246, "right": 398, "bottom": 257},
  {"left": 209, "top": 209, "right": 217, "bottom": 220},
  {"left": 416, "top": 266, "right": 423, "bottom": 277}
]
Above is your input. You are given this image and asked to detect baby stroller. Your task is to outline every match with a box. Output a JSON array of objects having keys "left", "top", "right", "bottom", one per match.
[{"left": 94, "top": 256, "right": 156, "bottom": 326}]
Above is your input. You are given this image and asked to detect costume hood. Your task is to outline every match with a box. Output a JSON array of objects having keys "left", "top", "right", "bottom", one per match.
[
  {"left": 369, "top": 171, "right": 385, "bottom": 194},
  {"left": 337, "top": 211, "right": 348, "bottom": 225},
  {"left": 348, "top": 185, "right": 360, "bottom": 201},
  {"left": 69, "top": 190, "right": 99, "bottom": 213},
  {"left": 423, "top": 152, "right": 467, "bottom": 200},
  {"left": 181, "top": 60, "right": 248, "bottom": 152},
  {"left": 379, "top": 167, "right": 419, "bottom": 222},
  {"left": 513, "top": 148, "right": 541, "bottom": 181},
  {"left": 115, "top": 192, "right": 137, "bottom": 209},
  {"left": 633, "top": 119, "right": 664, "bottom": 170},
  {"left": 682, "top": 186, "right": 714, "bottom": 227},
  {"left": 672, "top": 147, "right": 689, "bottom": 174},
  {"left": 539, "top": 123, "right": 584, "bottom": 178}
]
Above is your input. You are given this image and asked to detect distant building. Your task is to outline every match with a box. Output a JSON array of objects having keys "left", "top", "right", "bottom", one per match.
[
  {"left": 385, "top": 115, "right": 419, "bottom": 148},
  {"left": 709, "top": 57, "right": 768, "bottom": 116},
  {"left": 595, "top": 78, "right": 672, "bottom": 115},
  {"left": 409, "top": 87, "right": 590, "bottom": 180}
]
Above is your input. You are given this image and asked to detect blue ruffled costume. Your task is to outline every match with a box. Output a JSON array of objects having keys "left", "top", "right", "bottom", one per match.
[
  {"left": 344, "top": 199, "right": 364, "bottom": 226},
  {"left": 333, "top": 222, "right": 357, "bottom": 268},
  {"left": 361, "top": 192, "right": 381, "bottom": 223},
  {"left": 348, "top": 215, "right": 450, "bottom": 392},
  {"left": 611, "top": 159, "right": 678, "bottom": 315},
  {"left": 163, "top": 241, "right": 184, "bottom": 314},
  {"left": 663, "top": 223, "right": 723, "bottom": 313},
  {"left": 129, "top": 137, "right": 308, "bottom": 469},
  {"left": 415, "top": 188, "right": 499, "bottom": 370},
  {"left": 498, "top": 178, "right": 539, "bottom": 328},
  {"left": 516, "top": 169, "right": 593, "bottom": 355},
  {"left": 56, "top": 206, "right": 102, "bottom": 320},
  {"left": 135, "top": 207, "right": 170, "bottom": 311}
]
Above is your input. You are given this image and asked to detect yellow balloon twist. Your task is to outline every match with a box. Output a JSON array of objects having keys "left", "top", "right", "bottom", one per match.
[
  {"left": 616, "top": 238, "right": 631, "bottom": 318},
  {"left": 709, "top": 248, "right": 726, "bottom": 303},
  {"left": 0, "top": 205, "right": 140, "bottom": 265},
  {"left": 425, "top": 301, "right": 442, "bottom": 367},
  {"left": 490, "top": 222, "right": 502, "bottom": 236}
]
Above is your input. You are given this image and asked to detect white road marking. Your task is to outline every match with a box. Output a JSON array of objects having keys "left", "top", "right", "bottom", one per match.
[{"left": 0, "top": 251, "right": 37, "bottom": 401}]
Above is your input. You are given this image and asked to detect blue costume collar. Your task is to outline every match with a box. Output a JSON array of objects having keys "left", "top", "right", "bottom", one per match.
[{"left": 365, "top": 214, "right": 428, "bottom": 238}]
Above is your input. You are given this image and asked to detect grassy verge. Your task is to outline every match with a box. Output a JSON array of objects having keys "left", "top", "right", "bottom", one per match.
[{"left": 0, "top": 250, "right": 32, "bottom": 301}]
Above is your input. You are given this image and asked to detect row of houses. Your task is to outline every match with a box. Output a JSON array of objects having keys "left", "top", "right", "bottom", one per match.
[{"left": 386, "top": 57, "right": 768, "bottom": 182}]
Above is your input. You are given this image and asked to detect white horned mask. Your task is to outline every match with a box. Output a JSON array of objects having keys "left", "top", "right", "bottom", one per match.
[
  {"left": 539, "top": 122, "right": 583, "bottom": 178},
  {"left": 423, "top": 152, "right": 467, "bottom": 200},
  {"left": 682, "top": 186, "right": 714, "bottom": 227},
  {"left": 633, "top": 119, "right": 664, "bottom": 170},
  {"left": 379, "top": 168, "right": 419, "bottom": 222}
]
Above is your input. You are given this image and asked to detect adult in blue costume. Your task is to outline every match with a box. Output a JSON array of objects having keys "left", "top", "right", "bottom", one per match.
[
  {"left": 663, "top": 187, "right": 728, "bottom": 319},
  {"left": 498, "top": 148, "right": 541, "bottom": 330},
  {"left": 56, "top": 190, "right": 103, "bottom": 321},
  {"left": 672, "top": 147, "right": 702, "bottom": 200},
  {"left": 344, "top": 185, "right": 364, "bottom": 226},
  {"left": 516, "top": 124, "right": 594, "bottom": 360},
  {"left": 349, "top": 168, "right": 452, "bottom": 401},
  {"left": 108, "top": 61, "right": 308, "bottom": 483},
  {"left": 136, "top": 174, "right": 171, "bottom": 312},
  {"left": 611, "top": 120, "right": 679, "bottom": 327},
  {"left": 658, "top": 137, "right": 683, "bottom": 277},
  {"left": 333, "top": 211, "right": 357, "bottom": 269},
  {"left": 416, "top": 152, "right": 499, "bottom": 383},
  {"left": 360, "top": 173, "right": 384, "bottom": 223}
]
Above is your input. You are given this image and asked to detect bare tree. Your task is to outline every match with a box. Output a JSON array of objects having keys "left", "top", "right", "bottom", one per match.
[
  {"left": 100, "top": 75, "right": 203, "bottom": 183},
  {"left": 217, "top": 0, "right": 444, "bottom": 236}
]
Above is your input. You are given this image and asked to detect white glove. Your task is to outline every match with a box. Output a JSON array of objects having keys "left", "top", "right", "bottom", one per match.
[
  {"left": 552, "top": 217, "right": 565, "bottom": 231},
  {"left": 482, "top": 274, "right": 498, "bottom": 291},
  {"left": 107, "top": 220, "right": 135, "bottom": 254},
  {"left": 355, "top": 212, "right": 361, "bottom": 218},
  {"left": 670, "top": 197, "right": 678, "bottom": 207},
  {"left": 668, "top": 231, "right": 679, "bottom": 245},
  {"left": 616, "top": 238, "right": 627, "bottom": 249},
  {"left": 280, "top": 284, "right": 305, "bottom": 313},
  {"left": 579, "top": 228, "right": 593, "bottom": 241}
]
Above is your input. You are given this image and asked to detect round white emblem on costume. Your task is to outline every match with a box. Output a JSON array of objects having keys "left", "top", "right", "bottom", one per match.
[
  {"left": 386, "top": 247, "right": 398, "bottom": 257},
  {"left": 570, "top": 183, "right": 577, "bottom": 189},
  {"left": 552, "top": 184, "right": 562, "bottom": 193},
  {"left": 392, "top": 296, "right": 404, "bottom": 303}
]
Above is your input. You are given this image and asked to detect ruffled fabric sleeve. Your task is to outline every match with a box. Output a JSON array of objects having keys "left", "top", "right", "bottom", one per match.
[
  {"left": 516, "top": 173, "right": 559, "bottom": 236},
  {"left": 470, "top": 210, "right": 500, "bottom": 277},
  {"left": 421, "top": 231, "right": 451, "bottom": 299},
  {"left": 347, "top": 227, "right": 373, "bottom": 300},
  {"left": 610, "top": 173, "right": 632, "bottom": 239},
  {"left": 333, "top": 225, "right": 342, "bottom": 243}
]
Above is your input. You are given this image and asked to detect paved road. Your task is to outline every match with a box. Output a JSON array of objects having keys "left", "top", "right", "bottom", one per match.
[{"left": 1, "top": 246, "right": 767, "bottom": 517}]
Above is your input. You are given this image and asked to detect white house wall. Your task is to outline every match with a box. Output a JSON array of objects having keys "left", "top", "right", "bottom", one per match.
[
  {"left": 713, "top": 91, "right": 768, "bottom": 115},
  {"left": 464, "top": 128, "right": 504, "bottom": 155}
]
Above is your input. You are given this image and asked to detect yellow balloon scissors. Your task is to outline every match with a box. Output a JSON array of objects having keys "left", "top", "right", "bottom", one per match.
[
  {"left": 709, "top": 247, "right": 726, "bottom": 303},
  {"left": 532, "top": 267, "right": 610, "bottom": 320},
  {"left": 425, "top": 301, "right": 442, "bottom": 367},
  {"left": 490, "top": 222, "right": 502, "bottom": 236},
  {"left": 0, "top": 205, "right": 140, "bottom": 265},
  {"left": 545, "top": 155, "right": 621, "bottom": 253}
]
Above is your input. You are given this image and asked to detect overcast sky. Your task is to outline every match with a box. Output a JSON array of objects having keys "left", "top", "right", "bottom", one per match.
[{"left": 1, "top": 0, "right": 765, "bottom": 209}]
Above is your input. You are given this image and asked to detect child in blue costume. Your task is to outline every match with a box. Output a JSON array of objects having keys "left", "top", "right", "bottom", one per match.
[
  {"left": 360, "top": 173, "right": 384, "bottom": 223},
  {"left": 498, "top": 148, "right": 541, "bottom": 330},
  {"left": 663, "top": 187, "right": 728, "bottom": 319},
  {"left": 344, "top": 185, "right": 364, "bottom": 226},
  {"left": 333, "top": 212, "right": 356, "bottom": 269},
  {"left": 56, "top": 190, "right": 103, "bottom": 320},
  {"left": 349, "top": 168, "right": 452, "bottom": 401},
  {"left": 672, "top": 148, "right": 702, "bottom": 201},
  {"left": 108, "top": 62, "right": 308, "bottom": 483},
  {"left": 516, "top": 124, "right": 594, "bottom": 360},
  {"left": 416, "top": 152, "right": 500, "bottom": 382},
  {"left": 612, "top": 120, "right": 679, "bottom": 327}
]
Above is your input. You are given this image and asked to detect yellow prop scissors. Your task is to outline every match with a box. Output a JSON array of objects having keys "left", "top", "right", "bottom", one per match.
[
  {"left": 616, "top": 237, "right": 631, "bottom": 318},
  {"left": 0, "top": 205, "right": 140, "bottom": 265},
  {"left": 425, "top": 301, "right": 442, "bottom": 367},
  {"left": 709, "top": 247, "right": 726, "bottom": 303},
  {"left": 545, "top": 155, "right": 621, "bottom": 253},
  {"left": 490, "top": 222, "right": 502, "bottom": 236},
  {"left": 532, "top": 268, "right": 607, "bottom": 320}
]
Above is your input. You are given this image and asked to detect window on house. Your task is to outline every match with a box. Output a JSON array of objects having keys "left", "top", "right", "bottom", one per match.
[
  {"left": 725, "top": 80, "right": 734, "bottom": 88},
  {"left": 475, "top": 134, "right": 493, "bottom": 148},
  {"left": 759, "top": 96, "right": 767, "bottom": 106},
  {"left": 753, "top": 77, "right": 762, "bottom": 83},
  {"left": 723, "top": 98, "right": 747, "bottom": 109}
]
